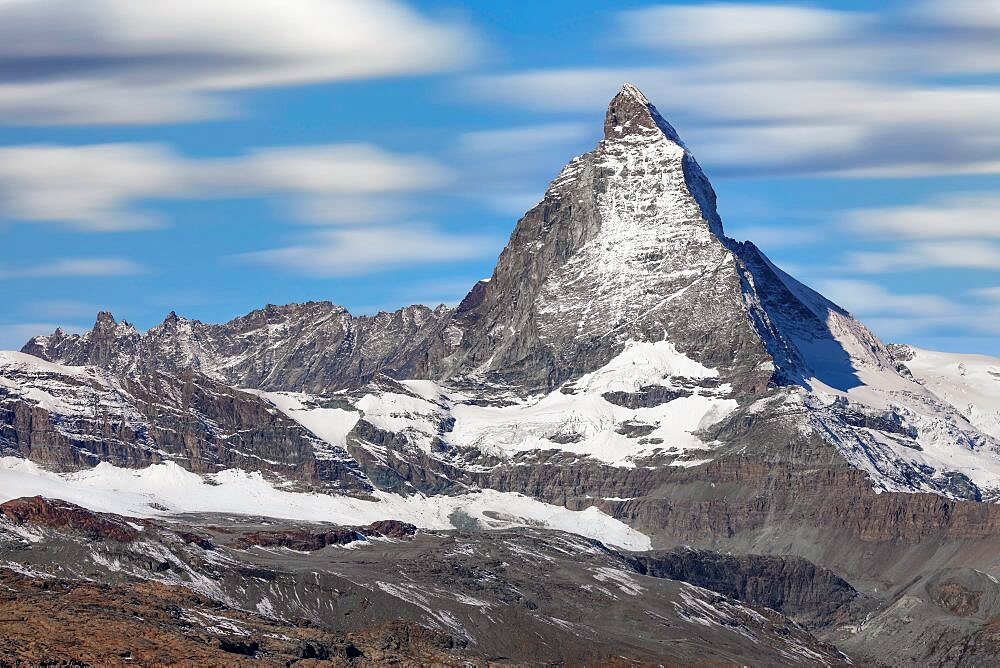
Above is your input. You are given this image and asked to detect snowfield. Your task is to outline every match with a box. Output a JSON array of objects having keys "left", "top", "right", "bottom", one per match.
[
  {"left": 254, "top": 341, "right": 738, "bottom": 468},
  {"left": 0, "top": 457, "right": 651, "bottom": 551},
  {"left": 901, "top": 347, "right": 1000, "bottom": 441}
]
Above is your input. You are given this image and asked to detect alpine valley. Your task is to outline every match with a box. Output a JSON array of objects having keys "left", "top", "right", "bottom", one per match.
[{"left": 3, "top": 84, "right": 1000, "bottom": 666}]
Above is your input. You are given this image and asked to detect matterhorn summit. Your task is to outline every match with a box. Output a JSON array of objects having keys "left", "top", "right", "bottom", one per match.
[{"left": 4, "top": 84, "right": 1000, "bottom": 666}]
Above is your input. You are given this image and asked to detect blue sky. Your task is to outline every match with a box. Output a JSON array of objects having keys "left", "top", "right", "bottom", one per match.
[{"left": 1, "top": 0, "right": 999, "bottom": 355}]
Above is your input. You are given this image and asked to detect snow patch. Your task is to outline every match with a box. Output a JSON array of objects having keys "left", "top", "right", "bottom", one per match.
[{"left": 0, "top": 458, "right": 650, "bottom": 550}]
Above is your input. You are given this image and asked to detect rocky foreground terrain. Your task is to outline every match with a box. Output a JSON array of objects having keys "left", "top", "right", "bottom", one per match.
[{"left": 3, "top": 84, "right": 1000, "bottom": 665}]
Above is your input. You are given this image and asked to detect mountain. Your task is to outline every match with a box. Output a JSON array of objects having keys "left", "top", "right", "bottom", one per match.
[
  {"left": 22, "top": 302, "right": 449, "bottom": 393},
  {"left": 4, "top": 83, "right": 1000, "bottom": 665}
]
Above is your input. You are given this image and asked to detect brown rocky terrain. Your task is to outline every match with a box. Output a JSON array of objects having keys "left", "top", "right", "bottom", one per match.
[
  {"left": 0, "top": 568, "right": 477, "bottom": 666},
  {"left": 0, "top": 495, "right": 143, "bottom": 542},
  {"left": 0, "top": 499, "right": 848, "bottom": 666}
]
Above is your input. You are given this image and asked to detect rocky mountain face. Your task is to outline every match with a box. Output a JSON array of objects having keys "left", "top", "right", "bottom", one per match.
[
  {"left": 24, "top": 302, "right": 449, "bottom": 393},
  {"left": 0, "top": 351, "right": 369, "bottom": 493},
  {"left": 4, "top": 84, "right": 1000, "bottom": 665}
]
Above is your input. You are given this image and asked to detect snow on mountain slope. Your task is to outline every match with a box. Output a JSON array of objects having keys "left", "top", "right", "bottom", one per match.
[
  {"left": 244, "top": 390, "right": 360, "bottom": 460},
  {"left": 791, "top": 340, "right": 1000, "bottom": 501},
  {"left": 0, "top": 351, "right": 150, "bottom": 439},
  {"left": 895, "top": 346, "right": 1000, "bottom": 440},
  {"left": 254, "top": 341, "right": 737, "bottom": 468},
  {"left": 449, "top": 341, "right": 736, "bottom": 466},
  {"left": 0, "top": 457, "right": 650, "bottom": 550}
]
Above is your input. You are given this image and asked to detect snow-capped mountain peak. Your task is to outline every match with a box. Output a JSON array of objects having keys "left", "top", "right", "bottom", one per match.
[{"left": 11, "top": 84, "right": 1000, "bottom": 503}]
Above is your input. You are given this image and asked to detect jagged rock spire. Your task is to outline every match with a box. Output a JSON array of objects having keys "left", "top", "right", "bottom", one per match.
[
  {"left": 603, "top": 82, "right": 684, "bottom": 144},
  {"left": 94, "top": 311, "right": 116, "bottom": 327}
]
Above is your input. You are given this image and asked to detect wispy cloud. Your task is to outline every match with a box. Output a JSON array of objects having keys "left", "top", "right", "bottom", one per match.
[
  {"left": 973, "top": 286, "right": 1000, "bottom": 301},
  {"left": 619, "top": 4, "right": 870, "bottom": 50},
  {"left": 236, "top": 225, "right": 498, "bottom": 278},
  {"left": 465, "top": 2, "right": 1000, "bottom": 178},
  {"left": 0, "top": 143, "right": 451, "bottom": 231},
  {"left": 842, "top": 193, "right": 1000, "bottom": 240},
  {"left": 0, "top": 0, "right": 477, "bottom": 125},
  {"left": 0, "top": 258, "right": 145, "bottom": 279},
  {"left": 456, "top": 122, "right": 594, "bottom": 216},
  {"left": 724, "top": 224, "right": 824, "bottom": 249},
  {"left": 458, "top": 123, "right": 592, "bottom": 156},
  {"left": 846, "top": 241, "right": 1000, "bottom": 273},
  {"left": 817, "top": 279, "right": 960, "bottom": 318}
]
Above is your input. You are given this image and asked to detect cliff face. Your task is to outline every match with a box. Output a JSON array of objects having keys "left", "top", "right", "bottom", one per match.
[{"left": 0, "top": 351, "right": 370, "bottom": 492}]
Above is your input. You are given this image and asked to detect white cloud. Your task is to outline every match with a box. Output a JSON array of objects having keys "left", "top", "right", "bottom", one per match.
[
  {"left": 459, "top": 123, "right": 592, "bottom": 155},
  {"left": 0, "top": 142, "right": 451, "bottom": 231},
  {"left": 0, "top": 258, "right": 145, "bottom": 279},
  {"left": 464, "top": 3, "right": 1000, "bottom": 178},
  {"left": 817, "top": 280, "right": 959, "bottom": 317},
  {"left": 456, "top": 122, "right": 595, "bottom": 218},
  {"left": 0, "top": 144, "right": 186, "bottom": 231},
  {"left": 815, "top": 279, "right": 1000, "bottom": 340},
  {"left": 290, "top": 196, "right": 409, "bottom": 226},
  {"left": 236, "top": 225, "right": 498, "bottom": 277},
  {"left": 973, "top": 286, "right": 1000, "bottom": 301},
  {"left": 0, "top": 0, "right": 476, "bottom": 125},
  {"left": 843, "top": 193, "right": 1000, "bottom": 239},
  {"left": 846, "top": 241, "right": 1000, "bottom": 273},
  {"left": 235, "top": 145, "right": 451, "bottom": 195},
  {"left": 619, "top": 4, "right": 868, "bottom": 50},
  {"left": 912, "top": 0, "right": 1000, "bottom": 30}
]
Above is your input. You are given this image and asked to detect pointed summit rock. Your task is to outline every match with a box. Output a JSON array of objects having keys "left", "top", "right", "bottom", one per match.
[
  {"left": 417, "top": 83, "right": 897, "bottom": 395},
  {"left": 94, "top": 311, "right": 116, "bottom": 327},
  {"left": 604, "top": 82, "right": 683, "bottom": 144},
  {"left": 421, "top": 83, "right": 760, "bottom": 389},
  {"left": 22, "top": 309, "right": 140, "bottom": 369}
]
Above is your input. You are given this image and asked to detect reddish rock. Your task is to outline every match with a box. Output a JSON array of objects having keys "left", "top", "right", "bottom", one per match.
[
  {"left": 236, "top": 519, "right": 417, "bottom": 551},
  {"left": 0, "top": 496, "right": 139, "bottom": 542}
]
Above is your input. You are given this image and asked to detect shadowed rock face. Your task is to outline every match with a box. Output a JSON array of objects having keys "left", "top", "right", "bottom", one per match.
[{"left": 627, "top": 547, "right": 872, "bottom": 630}]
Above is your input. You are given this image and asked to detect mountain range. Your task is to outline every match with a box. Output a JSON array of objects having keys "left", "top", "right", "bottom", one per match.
[{"left": 2, "top": 83, "right": 1000, "bottom": 666}]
